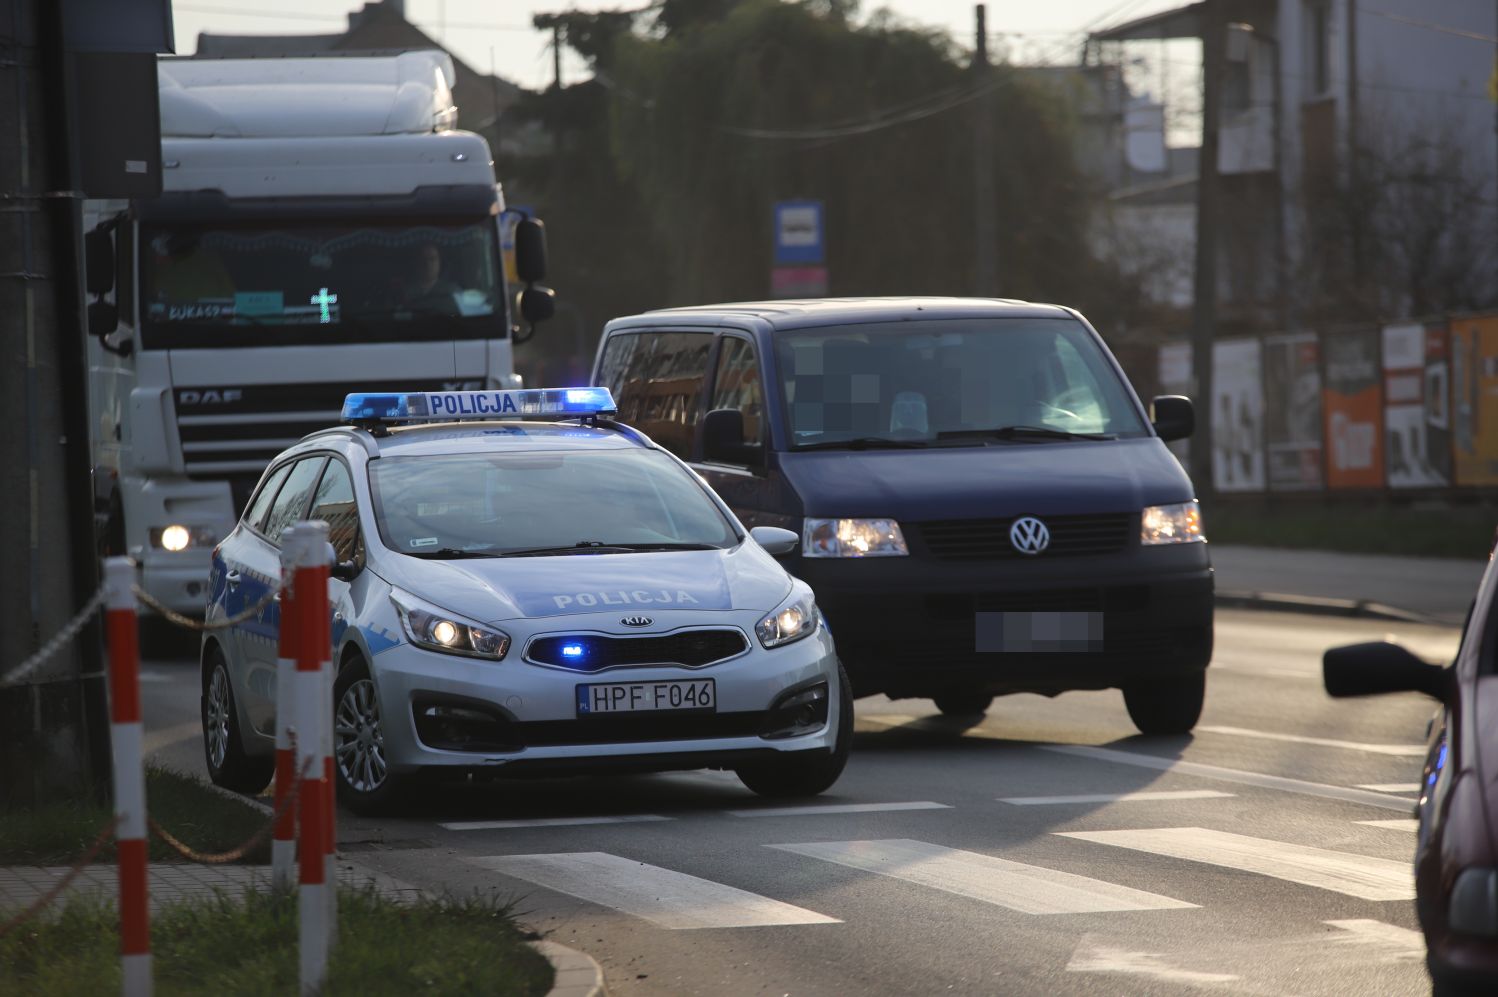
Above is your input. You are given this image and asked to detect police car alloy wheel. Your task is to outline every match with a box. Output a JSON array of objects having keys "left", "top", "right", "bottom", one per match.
[{"left": 201, "top": 646, "right": 274, "bottom": 795}]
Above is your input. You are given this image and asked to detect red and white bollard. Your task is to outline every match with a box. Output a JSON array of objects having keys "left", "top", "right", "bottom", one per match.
[
  {"left": 105, "top": 557, "right": 151, "bottom": 997},
  {"left": 287, "top": 522, "right": 332, "bottom": 994},
  {"left": 272, "top": 530, "right": 299, "bottom": 892}
]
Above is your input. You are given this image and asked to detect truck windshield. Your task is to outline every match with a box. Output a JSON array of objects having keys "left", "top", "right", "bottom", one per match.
[
  {"left": 774, "top": 318, "right": 1148, "bottom": 447},
  {"left": 140, "top": 219, "right": 501, "bottom": 338}
]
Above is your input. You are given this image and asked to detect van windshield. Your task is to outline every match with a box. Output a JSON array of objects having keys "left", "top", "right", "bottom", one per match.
[{"left": 773, "top": 318, "right": 1148, "bottom": 447}]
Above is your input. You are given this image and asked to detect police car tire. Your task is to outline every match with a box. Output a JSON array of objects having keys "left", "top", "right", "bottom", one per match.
[
  {"left": 1122, "top": 671, "right": 1206, "bottom": 735},
  {"left": 333, "top": 658, "right": 417, "bottom": 816},
  {"left": 201, "top": 647, "right": 275, "bottom": 795},
  {"left": 932, "top": 692, "right": 994, "bottom": 717},
  {"left": 735, "top": 663, "right": 853, "bottom": 798}
]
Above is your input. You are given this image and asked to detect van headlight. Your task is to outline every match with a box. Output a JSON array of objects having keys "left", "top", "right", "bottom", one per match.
[
  {"left": 803, "top": 518, "right": 908, "bottom": 557},
  {"left": 756, "top": 589, "right": 820, "bottom": 649},
  {"left": 390, "top": 590, "right": 509, "bottom": 660},
  {"left": 1141, "top": 502, "right": 1205, "bottom": 545}
]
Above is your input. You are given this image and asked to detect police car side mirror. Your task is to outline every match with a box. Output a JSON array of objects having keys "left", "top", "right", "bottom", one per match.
[
  {"left": 750, "top": 526, "right": 799, "bottom": 557},
  {"left": 331, "top": 559, "right": 361, "bottom": 583},
  {"left": 1151, "top": 395, "right": 1194, "bottom": 442}
]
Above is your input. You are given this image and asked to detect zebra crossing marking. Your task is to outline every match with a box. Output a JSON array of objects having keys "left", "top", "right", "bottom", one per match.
[
  {"left": 441, "top": 815, "right": 671, "bottom": 831},
  {"left": 1355, "top": 819, "right": 1420, "bottom": 833},
  {"left": 1197, "top": 725, "right": 1425, "bottom": 757},
  {"left": 1000, "top": 790, "right": 1234, "bottom": 806},
  {"left": 729, "top": 801, "right": 949, "bottom": 818}
]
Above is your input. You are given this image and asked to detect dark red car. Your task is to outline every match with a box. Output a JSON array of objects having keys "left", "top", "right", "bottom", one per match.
[{"left": 1325, "top": 569, "right": 1498, "bottom": 996}]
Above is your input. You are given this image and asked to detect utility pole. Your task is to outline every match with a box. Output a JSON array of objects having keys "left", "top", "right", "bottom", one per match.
[
  {"left": 1189, "top": 0, "right": 1226, "bottom": 501},
  {"left": 972, "top": 4, "right": 999, "bottom": 296}
]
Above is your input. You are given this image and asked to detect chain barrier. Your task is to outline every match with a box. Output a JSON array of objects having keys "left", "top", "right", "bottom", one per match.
[
  {"left": 0, "top": 585, "right": 109, "bottom": 690},
  {"left": 148, "top": 736, "right": 309, "bottom": 866},
  {"left": 0, "top": 815, "right": 120, "bottom": 939},
  {"left": 131, "top": 582, "right": 282, "bottom": 633}
]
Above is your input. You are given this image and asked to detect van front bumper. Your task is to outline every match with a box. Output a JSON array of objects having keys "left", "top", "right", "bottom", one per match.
[{"left": 790, "top": 545, "right": 1212, "bottom": 699}]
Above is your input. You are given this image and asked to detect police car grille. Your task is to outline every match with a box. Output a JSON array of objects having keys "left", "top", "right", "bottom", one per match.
[
  {"left": 527, "top": 630, "right": 748, "bottom": 671},
  {"left": 912, "top": 513, "right": 1134, "bottom": 559}
]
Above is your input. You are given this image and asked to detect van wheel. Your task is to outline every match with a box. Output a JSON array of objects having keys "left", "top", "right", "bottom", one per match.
[
  {"left": 334, "top": 658, "right": 416, "bottom": 816},
  {"left": 202, "top": 646, "right": 274, "bottom": 795},
  {"left": 1122, "top": 672, "right": 1205, "bottom": 735},
  {"left": 932, "top": 692, "right": 993, "bottom": 717},
  {"left": 737, "top": 664, "right": 853, "bottom": 798}
]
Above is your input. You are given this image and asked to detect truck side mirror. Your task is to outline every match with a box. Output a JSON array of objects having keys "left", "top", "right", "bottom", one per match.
[
  {"left": 1151, "top": 395, "right": 1194, "bottom": 442},
  {"left": 88, "top": 300, "right": 118, "bottom": 338},
  {"left": 518, "top": 285, "right": 555, "bottom": 325},
  {"left": 514, "top": 218, "right": 547, "bottom": 283},
  {"left": 85, "top": 229, "right": 115, "bottom": 296}
]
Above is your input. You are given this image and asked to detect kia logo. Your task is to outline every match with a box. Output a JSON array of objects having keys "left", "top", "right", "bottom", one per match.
[
  {"left": 620, "top": 616, "right": 653, "bottom": 628},
  {"left": 1009, "top": 516, "right": 1050, "bottom": 555}
]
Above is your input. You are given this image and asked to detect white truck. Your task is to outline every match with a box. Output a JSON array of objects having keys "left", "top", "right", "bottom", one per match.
[{"left": 82, "top": 50, "right": 551, "bottom": 614}]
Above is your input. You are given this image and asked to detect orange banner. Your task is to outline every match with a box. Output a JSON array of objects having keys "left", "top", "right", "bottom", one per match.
[
  {"left": 1322, "top": 329, "right": 1383, "bottom": 489},
  {"left": 1451, "top": 314, "right": 1498, "bottom": 486}
]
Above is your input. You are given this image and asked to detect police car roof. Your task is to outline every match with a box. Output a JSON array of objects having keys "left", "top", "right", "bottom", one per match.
[
  {"left": 610, "top": 296, "right": 1074, "bottom": 331},
  {"left": 374, "top": 421, "right": 641, "bottom": 458}
]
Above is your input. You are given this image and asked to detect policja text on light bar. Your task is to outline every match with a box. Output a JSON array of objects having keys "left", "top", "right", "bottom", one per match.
[{"left": 341, "top": 387, "right": 617, "bottom": 424}]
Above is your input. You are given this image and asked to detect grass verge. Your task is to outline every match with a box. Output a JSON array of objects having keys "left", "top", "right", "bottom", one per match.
[
  {"left": 1, "top": 886, "right": 554, "bottom": 996},
  {"left": 1208, "top": 502, "right": 1495, "bottom": 558},
  {"left": 0, "top": 766, "right": 271, "bottom": 866}
]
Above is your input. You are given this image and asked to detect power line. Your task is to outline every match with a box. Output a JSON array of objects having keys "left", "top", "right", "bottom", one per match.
[
  {"left": 172, "top": 3, "right": 535, "bottom": 32},
  {"left": 1359, "top": 7, "right": 1498, "bottom": 45}
]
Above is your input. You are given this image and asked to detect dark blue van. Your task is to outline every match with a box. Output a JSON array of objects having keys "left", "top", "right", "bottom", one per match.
[{"left": 591, "top": 298, "right": 1212, "bottom": 734}]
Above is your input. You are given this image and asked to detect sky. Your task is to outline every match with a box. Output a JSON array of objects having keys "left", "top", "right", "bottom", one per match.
[{"left": 167, "top": 0, "right": 1192, "bottom": 92}]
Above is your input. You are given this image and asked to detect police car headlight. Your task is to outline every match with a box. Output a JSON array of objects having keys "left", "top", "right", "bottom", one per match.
[
  {"left": 756, "top": 589, "right": 820, "bottom": 649},
  {"left": 802, "top": 518, "right": 908, "bottom": 558},
  {"left": 1141, "top": 502, "right": 1205, "bottom": 545},
  {"left": 150, "top": 524, "right": 218, "bottom": 551},
  {"left": 390, "top": 590, "right": 510, "bottom": 660}
]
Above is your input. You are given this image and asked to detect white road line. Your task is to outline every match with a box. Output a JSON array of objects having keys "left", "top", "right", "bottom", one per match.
[
  {"left": 441, "top": 815, "right": 671, "bottom": 831},
  {"left": 768, "top": 839, "right": 1196, "bottom": 915},
  {"left": 1357, "top": 783, "right": 1422, "bottom": 794},
  {"left": 1197, "top": 725, "right": 1426, "bottom": 757},
  {"left": 1356, "top": 819, "right": 1420, "bottom": 833},
  {"left": 468, "top": 852, "right": 839, "bottom": 929},
  {"left": 728, "top": 801, "right": 950, "bottom": 818},
  {"left": 1323, "top": 919, "right": 1426, "bottom": 962},
  {"left": 1065, "top": 935, "right": 1239, "bottom": 984},
  {"left": 1058, "top": 827, "right": 1415, "bottom": 901},
  {"left": 1000, "top": 790, "right": 1234, "bottom": 806},
  {"left": 1041, "top": 744, "right": 1414, "bottom": 812}
]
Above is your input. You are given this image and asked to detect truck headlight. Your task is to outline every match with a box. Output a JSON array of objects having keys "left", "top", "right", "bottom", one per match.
[
  {"left": 391, "top": 590, "right": 509, "bottom": 660},
  {"left": 150, "top": 524, "right": 218, "bottom": 551},
  {"left": 1141, "top": 502, "right": 1205, "bottom": 545},
  {"left": 803, "top": 518, "right": 908, "bottom": 558},
  {"left": 756, "top": 588, "right": 820, "bottom": 649}
]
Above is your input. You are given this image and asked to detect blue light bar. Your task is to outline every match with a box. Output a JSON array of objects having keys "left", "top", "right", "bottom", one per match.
[{"left": 341, "top": 387, "right": 617, "bottom": 424}]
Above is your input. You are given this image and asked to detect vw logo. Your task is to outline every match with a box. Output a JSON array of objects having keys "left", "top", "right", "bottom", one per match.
[
  {"left": 1009, "top": 516, "right": 1050, "bottom": 555},
  {"left": 620, "top": 616, "right": 653, "bottom": 628}
]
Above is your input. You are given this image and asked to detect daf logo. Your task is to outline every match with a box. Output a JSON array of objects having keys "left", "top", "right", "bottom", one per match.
[
  {"left": 1009, "top": 516, "right": 1050, "bottom": 555},
  {"left": 177, "top": 389, "right": 243, "bottom": 406},
  {"left": 620, "top": 616, "right": 653, "bottom": 628}
]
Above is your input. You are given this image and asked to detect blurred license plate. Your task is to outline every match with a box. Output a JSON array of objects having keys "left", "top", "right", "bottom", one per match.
[
  {"left": 577, "top": 679, "right": 716, "bottom": 715},
  {"left": 976, "top": 611, "right": 1104, "bottom": 652}
]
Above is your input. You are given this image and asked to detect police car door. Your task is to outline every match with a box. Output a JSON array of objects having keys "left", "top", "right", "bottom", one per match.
[
  {"left": 303, "top": 458, "right": 362, "bottom": 666},
  {"left": 236, "top": 455, "right": 328, "bottom": 737},
  {"left": 220, "top": 461, "right": 293, "bottom": 672}
]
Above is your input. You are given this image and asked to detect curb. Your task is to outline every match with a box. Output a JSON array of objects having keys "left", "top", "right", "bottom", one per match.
[
  {"left": 1215, "top": 590, "right": 1438, "bottom": 624},
  {"left": 535, "top": 939, "right": 608, "bottom": 997}
]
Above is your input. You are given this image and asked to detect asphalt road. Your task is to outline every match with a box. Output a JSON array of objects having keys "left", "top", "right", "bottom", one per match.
[{"left": 141, "top": 609, "right": 1458, "bottom": 996}]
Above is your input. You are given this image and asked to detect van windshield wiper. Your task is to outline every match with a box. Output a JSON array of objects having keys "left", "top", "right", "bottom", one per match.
[
  {"left": 938, "top": 425, "right": 1115, "bottom": 442},
  {"left": 404, "top": 547, "right": 500, "bottom": 559},
  {"left": 791, "top": 436, "right": 929, "bottom": 451}
]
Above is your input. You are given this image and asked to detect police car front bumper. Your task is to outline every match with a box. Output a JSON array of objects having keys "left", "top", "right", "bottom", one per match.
[{"left": 367, "top": 624, "right": 841, "bottom": 776}]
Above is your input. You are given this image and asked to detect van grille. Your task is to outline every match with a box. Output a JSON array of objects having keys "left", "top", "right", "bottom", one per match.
[{"left": 912, "top": 513, "right": 1134, "bottom": 560}]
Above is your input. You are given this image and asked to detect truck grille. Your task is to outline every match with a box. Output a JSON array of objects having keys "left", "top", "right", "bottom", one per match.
[
  {"left": 912, "top": 513, "right": 1134, "bottom": 560},
  {"left": 526, "top": 630, "right": 748, "bottom": 672}
]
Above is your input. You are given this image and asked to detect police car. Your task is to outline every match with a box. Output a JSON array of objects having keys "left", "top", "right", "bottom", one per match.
[{"left": 199, "top": 387, "right": 849, "bottom": 814}]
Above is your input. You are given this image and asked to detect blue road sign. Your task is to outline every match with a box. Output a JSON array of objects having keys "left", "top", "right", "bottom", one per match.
[{"left": 773, "top": 200, "right": 825, "bottom": 266}]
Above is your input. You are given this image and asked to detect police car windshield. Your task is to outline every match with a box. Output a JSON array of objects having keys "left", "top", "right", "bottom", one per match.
[
  {"left": 368, "top": 449, "right": 739, "bottom": 557},
  {"left": 776, "top": 318, "right": 1147, "bottom": 448}
]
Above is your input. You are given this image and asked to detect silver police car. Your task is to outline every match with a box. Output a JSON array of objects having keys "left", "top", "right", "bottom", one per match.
[{"left": 200, "top": 387, "right": 849, "bottom": 813}]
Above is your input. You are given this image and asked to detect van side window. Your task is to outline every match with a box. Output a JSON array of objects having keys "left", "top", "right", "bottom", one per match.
[
  {"left": 709, "top": 337, "right": 764, "bottom": 448},
  {"left": 599, "top": 331, "right": 713, "bottom": 459}
]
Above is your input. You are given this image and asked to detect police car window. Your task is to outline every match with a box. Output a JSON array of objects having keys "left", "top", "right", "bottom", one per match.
[
  {"left": 368, "top": 449, "right": 736, "bottom": 555},
  {"left": 774, "top": 318, "right": 1146, "bottom": 444},
  {"left": 599, "top": 331, "right": 713, "bottom": 459},
  {"left": 710, "top": 338, "right": 764, "bottom": 448},
  {"left": 308, "top": 460, "right": 361, "bottom": 564},
  {"left": 263, "top": 457, "right": 328, "bottom": 546},
  {"left": 244, "top": 462, "right": 293, "bottom": 534}
]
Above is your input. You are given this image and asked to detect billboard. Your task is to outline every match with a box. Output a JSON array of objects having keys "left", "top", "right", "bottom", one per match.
[
  {"left": 1451, "top": 314, "right": 1498, "bottom": 486},
  {"left": 1321, "top": 328, "right": 1384, "bottom": 489},
  {"left": 1212, "top": 338, "right": 1265, "bottom": 492},
  {"left": 1384, "top": 322, "right": 1452, "bottom": 488},
  {"left": 1262, "top": 333, "right": 1323, "bottom": 490}
]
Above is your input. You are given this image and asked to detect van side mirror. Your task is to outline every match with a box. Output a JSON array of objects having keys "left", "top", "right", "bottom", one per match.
[
  {"left": 702, "top": 408, "right": 762, "bottom": 467},
  {"left": 1323, "top": 641, "right": 1449, "bottom": 701},
  {"left": 514, "top": 218, "right": 547, "bottom": 283},
  {"left": 518, "top": 285, "right": 555, "bottom": 325},
  {"left": 1151, "top": 395, "right": 1194, "bottom": 442},
  {"left": 85, "top": 229, "right": 115, "bottom": 296}
]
